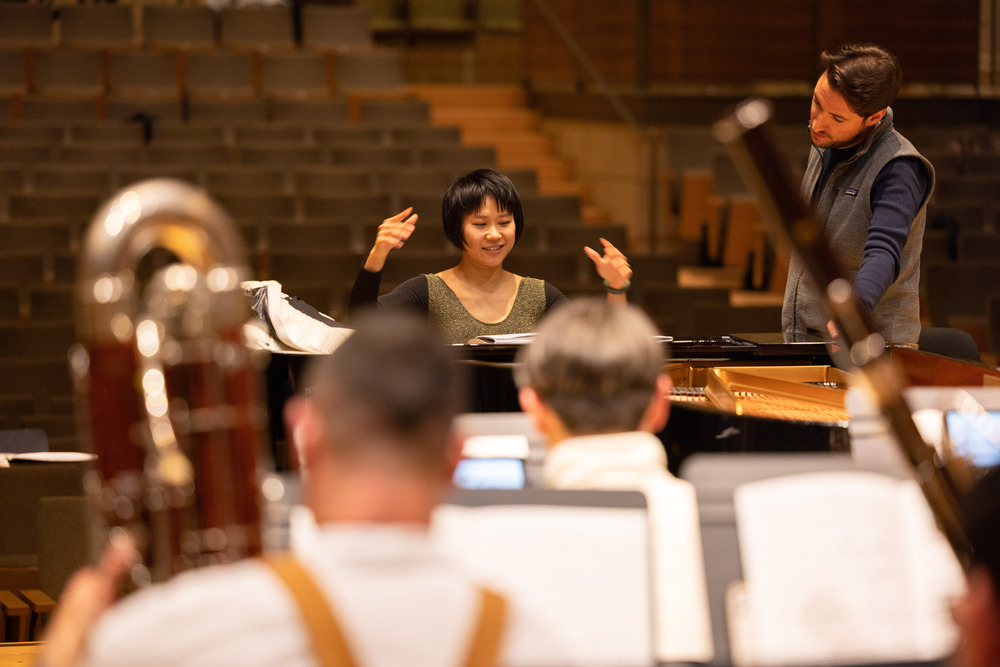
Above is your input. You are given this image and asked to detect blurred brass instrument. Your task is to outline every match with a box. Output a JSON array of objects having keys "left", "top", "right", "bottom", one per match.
[
  {"left": 72, "top": 179, "right": 267, "bottom": 586},
  {"left": 713, "top": 100, "right": 974, "bottom": 564}
]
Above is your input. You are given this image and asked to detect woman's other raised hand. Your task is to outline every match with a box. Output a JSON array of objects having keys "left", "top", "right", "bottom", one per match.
[{"left": 364, "top": 207, "right": 419, "bottom": 272}]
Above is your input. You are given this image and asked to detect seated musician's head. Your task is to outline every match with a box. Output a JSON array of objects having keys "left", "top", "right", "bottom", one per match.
[
  {"left": 285, "top": 310, "right": 466, "bottom": 523},
  {"left": 514, "top": 298, "right": 672, "bottom": 441},
  {"left": 441, "top": 168, "right": 525, "bottom": 251},
  {"left": 953, "top": 467, "right": 1000, "bottom": 667}
]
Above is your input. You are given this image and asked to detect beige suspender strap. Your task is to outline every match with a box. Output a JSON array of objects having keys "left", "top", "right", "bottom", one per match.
[
  {"left": 264, "top": 554, "right": 508, "bottom": 667},
  {"left": 462, "top": 588, "right": 508, "bottom": 667},
  {"left": 263, "top": 554, "right": 358, "bottom": 667}
]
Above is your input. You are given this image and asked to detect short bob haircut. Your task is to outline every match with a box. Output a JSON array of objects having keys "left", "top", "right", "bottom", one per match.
[
  {"left": 821, "top": 43, "right": 902, "bottom": 119},
  {"left": 441, "top": 168, "right": 524, "bottom": 251}
]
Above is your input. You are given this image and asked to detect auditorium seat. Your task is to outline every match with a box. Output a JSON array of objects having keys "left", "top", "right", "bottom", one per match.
[
  {"left": 104, "top": 98, "right": 184, "bottom": 124},
  {"left": 0, "top": 50, "right": 28, "bottom": 97},
  {"left": 408, "top": 0, "right": 475, "bottom": 36},
  {"left": 334, "top": 51, "right": 404, "bottom": 91},
  {"left": 301, "top": 5, "right": 374, "bottom": 52},
  {"left": 271, "top": 97, "right": 351, "bottom": 123},
  {"left": 519, "top": 192, "right": 583, "bottom": 225},
  {"left": 185, "top": 51, "right": 257, "bottom": 100},
  {"left": 0, "top": 322, "right": 75, "bottom": 361},
  {"left": 0, "top": 4, "right": 55, "bottom": 48},
  {"left": 924, "top": 261, "right": 1000, "bottom": 328},
  {"left": 27, "top": 286, "right": 75, "bottom": 323},
  {"left": 150, "top": 122, "right": 229, "bottom": 145},
  {"left": 0, "top": 166, "right": 25, "bottom": 196},
  {"left": 0, "top": 141, "right": 53, "bottom": 168},
  {"left": 692, "top": 303, "right": 782, "bottom": 338},
  {"left": 388, "top": 125, "right": 462, "bottom": 147},
  {"left": 19, "top": 98, "right": 99, "bottom": 124},
  {"left": 358, "top": 98, "right": 432, "bottom": 126},
  {"left": 958, "top": 230, "right": 1000, "bottom": 262},
  {"left": 187, "top": 99, "right": 270, "bottom": 123},
  {"left": 264, "top": 221, "right": 355, "bottom": 254},
  {"left": 917, "top": 326, "right": 980, "bottom": 362},
  {"left": 354, "top": 0, "right": 407, "bottom": 37},
  {"left": 32, "top": 49, "right": 104, "bottom": 98},
  {"left": 540, "top": 223, "right": 628, "bottom": 254},
  {"left": 238, "top": 144, "right": 326, "bottom": 166},
  {"left": 635, "top": 285, "right": 731, "bottom": 338},
  {"left": 0, "top": 123, "right": 63, "bottom": 146},
  {"left": 56, "top": 140, "right": 142, "bottom": 167},
  {"left": 300, "top": 192, "right": 393, "bottom": 223},
  {"left": 0, "top": 225, "right": 73, "bottom": 257},
  {"left": 330, "top": 145, "right": 414, "bottom": 167},
  {"left": 233, "top": 123, "right": 310, "bottom": 146},
  {"left": 219, "top": 6, "right": 295, "bottom": 52},
  {"left": 260, "top": 51, "right": 334, "bottom": 100},
  {"left": 212, "top": 192, "right": 298, "bottom": 223},
  {"left": 415, "top": 145, "right": 495, "bottom": 173},
  {"left": 145, "top": 142, "right": 233, "bottom": 167},
  {"left": 117, "top": 165, "right": 201, "bottom": 189},
  {"left": 502, "top": 250, "right": 586, "bottom": 288},
  {"left": 0, "top": 286, "right": 21, "bottom": 323},
  {"left": 204, "top": 165, "right": 291, "bottom": 195},
  {"left": 107, "top": 51, "right": 181, "bottom": 101},
  {"left": 66, "top": 123, "right": 144, "bottom": 147},
  {"left": 292, "top": 165, "right": 374, "bottom": 195},
  {"left": 141, "top": 5, "right": 217, "bottom": 51},
  {"left": 478, "top": 0, "right": 524, "bottom": 31},
  {"left": 375, "top": 166, "right": 454, "bottom": 199},
  {"left": 8, "top": 193, "right": 101, "bottom": 222},
  {"left": 267, "top": 249, "right": 367, "bottom": 290},
  {"left": 0, "top": 254, "right": 46, "bottom": 286},
  {"left": 313, "top": 125, "right": 385, "bottom": 147},
  {"left": 57, "top": 5, "right": 136, "bottom": 50},
  {"left": 28, "top": 164, "right": 115, "bottom": 195}
]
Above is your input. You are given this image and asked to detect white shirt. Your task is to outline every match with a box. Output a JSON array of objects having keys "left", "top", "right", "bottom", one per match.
[
  {"left": 544, "top": 431, "right": 715, "bottom": 664},
  {"left": 83, "top": 523, "right": 570, "bottom": 667}
]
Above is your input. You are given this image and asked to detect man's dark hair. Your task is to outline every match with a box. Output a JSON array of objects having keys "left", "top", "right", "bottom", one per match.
[
  {"left": 963, "top": 466, "right": 1000, "bottom": 590},
  {"left": 441, "top": 168, "right": 524, "bottom": 251},
  {"left": 303, "top": 310, "right": 466, "bottom": 469},
  {"left": 821, "top": 43, "right": 902, "bottom": 118}
]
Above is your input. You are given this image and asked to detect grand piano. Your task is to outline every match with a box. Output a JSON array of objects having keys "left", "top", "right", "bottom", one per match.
[{"left": 451, "top": 333, "right": 1000, "bottom": 476}]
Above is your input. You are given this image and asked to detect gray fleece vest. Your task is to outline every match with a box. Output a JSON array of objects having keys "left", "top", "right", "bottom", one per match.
[{"left": 782, "top": 108, "right": 934, "bottom": 346}]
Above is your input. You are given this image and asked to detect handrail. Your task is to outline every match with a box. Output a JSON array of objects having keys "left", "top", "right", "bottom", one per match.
[{"left": 529, "top": 0, "right": 640, "bottom": 130}]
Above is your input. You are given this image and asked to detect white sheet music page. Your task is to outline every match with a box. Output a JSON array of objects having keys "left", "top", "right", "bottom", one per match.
[
  {"left": 430, "top": 504, "right": 654, "bottom": 667},
  {"left": 731, "top": 471, "right": 963, "bottom": 666}
]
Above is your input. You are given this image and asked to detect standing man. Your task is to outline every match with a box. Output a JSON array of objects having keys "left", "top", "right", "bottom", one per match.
[
  {"left": 784, "top": 43, "right": 934, "bottom": 345},
  {"left": 42, "top": 311, "right": 567, "bottom": 667},
  {"left": 514, "top": 298, "right": 714, "bottom": 665}
]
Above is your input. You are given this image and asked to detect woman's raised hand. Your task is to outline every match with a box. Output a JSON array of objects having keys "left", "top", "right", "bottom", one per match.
[
  {"left": 364, "top": 207, "right": 418, "bottom": 272},
  {"left": 584, "top": 238, "right": 633, "bottom": 301}
]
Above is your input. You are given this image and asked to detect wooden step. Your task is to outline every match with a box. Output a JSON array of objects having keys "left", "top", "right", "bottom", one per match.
[
  {"left": 436, "top": 107, "right": 542, "bottom": 132},
  {"left": 408, "top": 84, "right": 527, "bottom": 108}
]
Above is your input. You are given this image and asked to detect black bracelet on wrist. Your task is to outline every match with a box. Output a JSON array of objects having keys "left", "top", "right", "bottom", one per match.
[{"left": 603, "top": 279, "right": 631, "bottom": 295}]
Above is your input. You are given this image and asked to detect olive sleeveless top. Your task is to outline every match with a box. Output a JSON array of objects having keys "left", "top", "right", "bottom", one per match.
[{"left": 426, "top": 274, "right": 547, "bottom": 344}]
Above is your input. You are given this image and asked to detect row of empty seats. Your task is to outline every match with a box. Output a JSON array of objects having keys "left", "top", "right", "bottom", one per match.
[
  {"left": 0, "top": 1, "right": 522, "bottom": 52},
  {"left": 1, "top": 4, "right": 374, "bottom": 52},
  {"left": 0, "top": 46, "right": 406, "bottom": 104}
]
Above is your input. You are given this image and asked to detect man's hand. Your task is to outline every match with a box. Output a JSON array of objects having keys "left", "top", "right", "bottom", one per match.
[{"left": 40, "top": 536, "right": 138, "bottom": 667}]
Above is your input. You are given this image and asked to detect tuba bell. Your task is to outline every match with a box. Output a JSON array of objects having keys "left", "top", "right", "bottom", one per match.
[{"left": 72, "top": 178, "right": 268, "bottom": 586}]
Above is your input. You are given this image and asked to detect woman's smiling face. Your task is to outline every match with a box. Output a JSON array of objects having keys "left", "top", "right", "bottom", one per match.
[{"left": 461, "top": 196, "right": 516, "bottom": 267}]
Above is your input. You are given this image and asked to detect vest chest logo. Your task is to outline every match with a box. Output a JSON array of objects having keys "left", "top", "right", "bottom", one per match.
[{"left": 844, "top": 187, "right": 859, "bottom": 197}]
